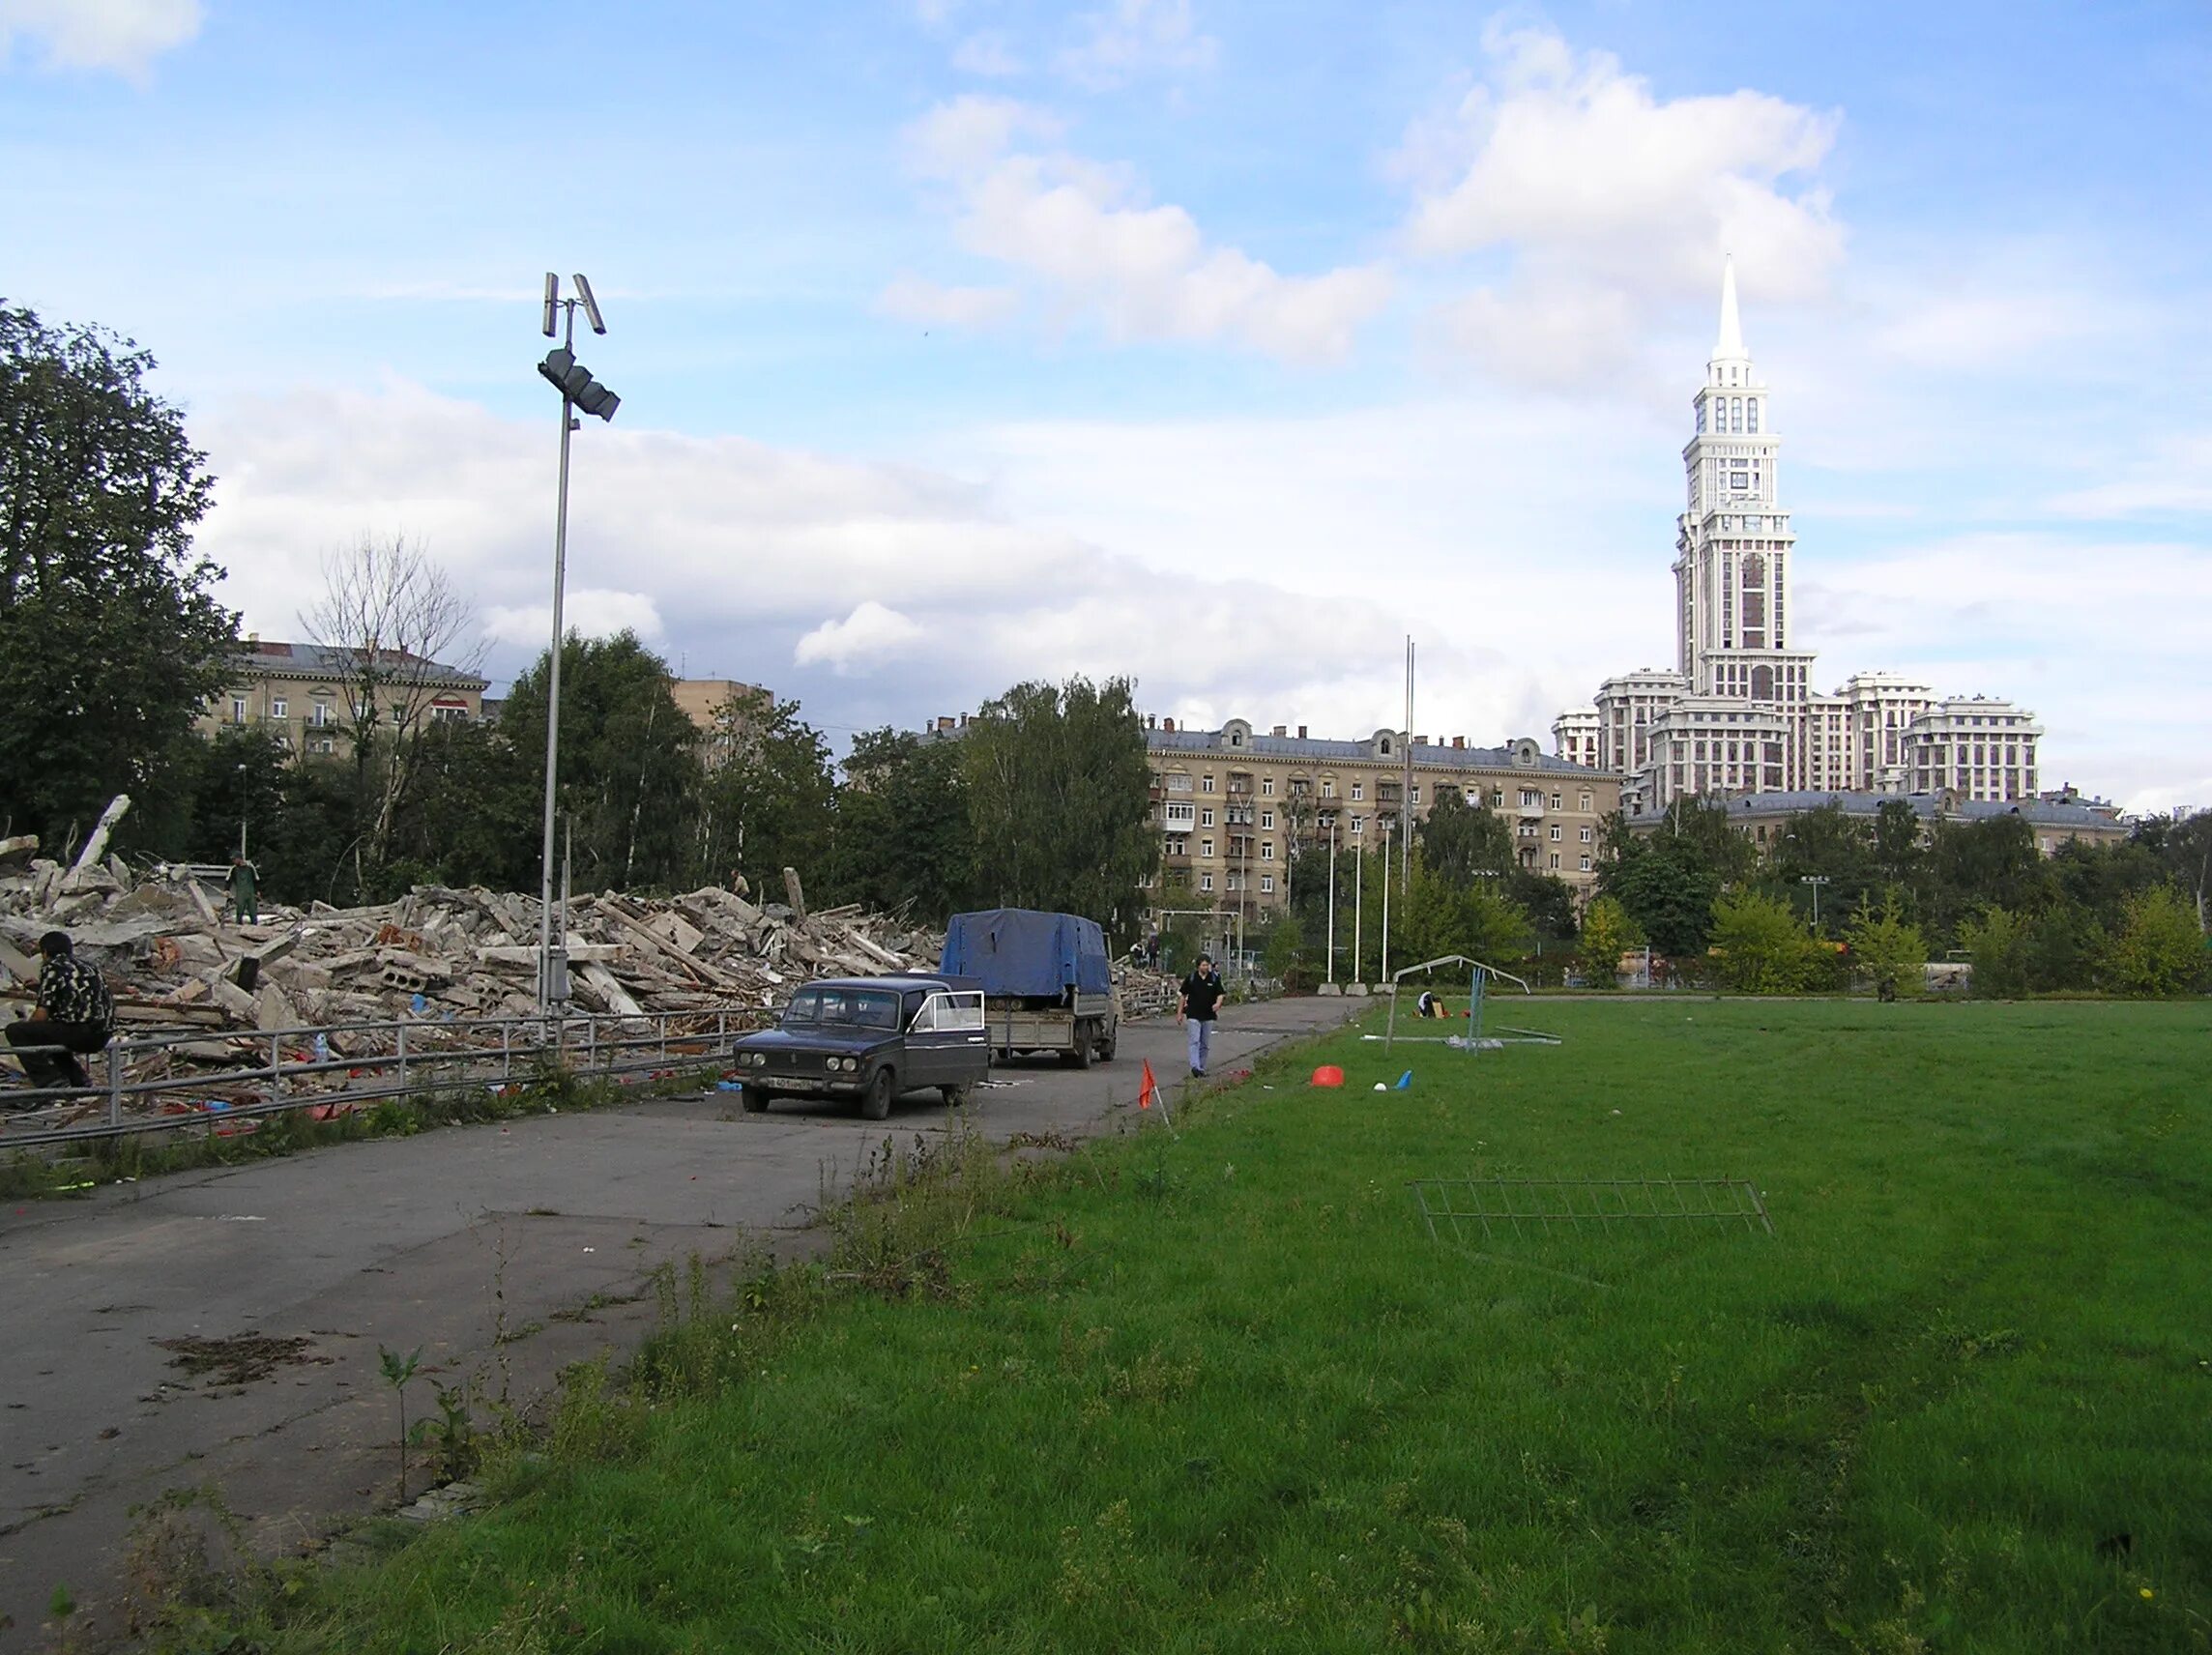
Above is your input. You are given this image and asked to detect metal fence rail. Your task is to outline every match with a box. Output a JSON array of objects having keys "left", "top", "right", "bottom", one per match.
[
  {"left": 1, "top": 1007, "right": 773, "bottom": 1149},
  {"left": 1412, "top": 1176, "right": 1772, "bottom": 1243}
]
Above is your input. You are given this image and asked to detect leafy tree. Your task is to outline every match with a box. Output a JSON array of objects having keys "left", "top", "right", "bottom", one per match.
[
  {"left": 1928, "top": 815, "right": 2050, "bottom": 939},
  {"left": 1416, "top": 786, "right": 1512, "bottom": 885},
  {"left": 2136, "top": 810, "right": 2212, "bottom": 936},
  {"left": 963, "top": 676, "right": 1155, "bottom": 944},
  {"left": 2104, "top": 886, "right": 2207, "bottom": 996},
  {"left": 1872, "top": 798, "right": 1925, "bottom": 888},
  {"left": 500, "top": 632, "right": 704, "bottom": 894},
  {"left": 1710, "top": 889, "right": 1819, "bottom": 994},
  {"left": 1959, "top": 906, "right": 2030, "bottom": 999},
  {"left": 1576, "top": 896, "right": 1642, "bottom": 989},
  {"left": 693, "top": 692, "right": 835, "bottom": 903},
  {"left": 1505, "top": 871, "right": 1579, "bottom": 942},
  {"left": 1763, "top": 800, "right": 1875, "bottom": 935},
  {"left": 0, "top": 305, "right": 237, "bottom": 844},
  {"left": 1599, "top": 823, "right": 1722, "bottom": 959},
  {"left": 829, "top": 728, "right": 977, "bottom": 921},
  {"left": 387, "top": 719, "right": 537, "bottom": 893},
  {"left": 1843, "top": 889, "right": 1927, "bottom": 999},
  {"left": 1260, "top": 914, "right": 1307, "bottom": 984},
  {"left": 1393, "top": 858, "right": 1531, "bottom": 972},
  {"left": 2023, "top": 901, "right": 2104, "bottom": 994}
]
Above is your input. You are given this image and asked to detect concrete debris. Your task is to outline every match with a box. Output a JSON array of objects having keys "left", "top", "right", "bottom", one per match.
[
  {"left": 0, "top": 858, "right": 943, "bottom": 1034},
  {"left": 1115, "top": 959, "right": 1179, "bottom": 1021}
]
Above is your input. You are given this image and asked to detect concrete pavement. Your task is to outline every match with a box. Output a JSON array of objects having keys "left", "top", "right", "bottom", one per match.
[{"left": 0, "top": 996, "right": 1358, "bottom": 1648}]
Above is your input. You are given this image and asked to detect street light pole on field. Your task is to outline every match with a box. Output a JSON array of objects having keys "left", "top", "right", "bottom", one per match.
[{"left": 1800, "top": 874, "right": 1830, "bottom": 931}]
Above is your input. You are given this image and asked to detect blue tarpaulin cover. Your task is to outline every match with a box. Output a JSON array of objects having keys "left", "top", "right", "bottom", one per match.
[{"left": 940, "top": 909, "right": 1113, "bottom": 998}]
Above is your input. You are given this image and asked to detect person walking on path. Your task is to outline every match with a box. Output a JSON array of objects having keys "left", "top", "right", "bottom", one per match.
[
  {"left": 1178, "top": 952, "right": 1225, "bottom": 1078},
  {"left": 5, "top": 932, "right": 115, "bottom": 1098},
  {"left": 228, "top": 857, "right": 259, "bottom": 924}
]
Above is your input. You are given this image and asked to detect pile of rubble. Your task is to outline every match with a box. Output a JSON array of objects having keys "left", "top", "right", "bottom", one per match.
[
  {"left": 1114, "top": 959, "right": 1180, "bottom": 1020},
  {"left": 0, "top": 812, "right": 939, "bottom": 1036}
]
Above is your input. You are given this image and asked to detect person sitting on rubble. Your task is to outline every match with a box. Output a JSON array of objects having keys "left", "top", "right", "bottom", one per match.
[
  {"left": 1415, "top": 989, "right": 1449, "bottom": 1019},
  {"left": 5, "top": 932, "right": 116, "bottom": 1099}
]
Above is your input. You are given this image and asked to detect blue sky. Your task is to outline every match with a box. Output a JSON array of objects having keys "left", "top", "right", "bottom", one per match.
[{"left": 5, "top": 0, "right": 2207, "bottom": 808}]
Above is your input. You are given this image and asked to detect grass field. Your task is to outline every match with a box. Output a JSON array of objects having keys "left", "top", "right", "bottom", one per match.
[{"left": 242, "top": 1000, "right": 2211, "bottom": 1653}]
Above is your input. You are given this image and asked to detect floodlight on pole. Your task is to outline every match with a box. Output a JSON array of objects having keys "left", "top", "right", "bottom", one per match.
[
  {"left": 572, "top": 273, "right": 606, "bottom": 334},
  {"left": 534, "top": 271, "right": 623, "bottom": 1014}
]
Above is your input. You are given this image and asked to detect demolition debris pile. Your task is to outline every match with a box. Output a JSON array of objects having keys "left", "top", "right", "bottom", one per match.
[{"left": 0, "top": 837, "right": 941, "bottom": 1035}]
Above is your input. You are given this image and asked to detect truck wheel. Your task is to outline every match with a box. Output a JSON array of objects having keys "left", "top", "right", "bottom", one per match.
[
  {"left": 1065, "top": 1026, "right": 1093, "bottom": 1069},
  {"left": 860, "top": 1067, "right": 894, "bottom": 1121},
  {"left": 941, "top": 1083, "right": 973, "bottom": 1108},
  {"left": 741, "top": 1087, "right": 771, "bottom": 1115},
  {"left": 1098, "top": 1024, "right": 1118, "bottom": 1062}
]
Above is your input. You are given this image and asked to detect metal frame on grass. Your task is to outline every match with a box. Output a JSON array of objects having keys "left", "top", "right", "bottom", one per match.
[
  {"left": 1369, "top": 954, "right": 1561, "bottom": 1053},
  {"left": 1412, "top": 1176, "right": 1773, "bottom": 1242}
]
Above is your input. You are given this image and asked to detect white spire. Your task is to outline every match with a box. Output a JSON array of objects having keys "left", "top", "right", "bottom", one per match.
[{"left": 1712, "top": 255, "right": 1748, "bottom": 363}]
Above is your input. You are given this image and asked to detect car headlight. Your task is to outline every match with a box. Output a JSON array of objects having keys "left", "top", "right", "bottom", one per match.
[
  {"left": 750, "top": 1053, "right": 767, "bottom": 1068},
  {"left": 838, "top": 1057, "right": 857, "bottom": 1072}
]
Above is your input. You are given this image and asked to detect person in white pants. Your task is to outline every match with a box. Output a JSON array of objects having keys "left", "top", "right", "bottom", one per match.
[{"left": 1178, "top": 954, "right": 1224, "bottom": 1077}]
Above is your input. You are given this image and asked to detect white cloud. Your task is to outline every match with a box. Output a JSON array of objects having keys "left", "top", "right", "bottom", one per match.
[
  {"left": 794, "top": 601, "right": 925, "bottom": 674},
  {"left": 952, "top": 29, "right": 1023, "bottom": 77},
  {"left": 1057, "top": 0, "right": 1215, "bottom": 89},
  {"left": 900, "top": 97, "right": 1392, "bottom": 362},
  {"left": 0, "top": 0, "right": 201, "bottom": 77},
  {"left": 2047, "top": 431, "right": 2212, "bottom": 518},
  {"left": 876, "top": 274, "right": 1021, "bottom": 329},
  {"left": 1400, "top": 20, "right": 1843, "bottom": 383},
  {"left": 484, "top": 590, "right": 666, "bottom": 650}
]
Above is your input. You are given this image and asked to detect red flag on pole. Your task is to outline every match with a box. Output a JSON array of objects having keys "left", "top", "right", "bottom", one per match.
[{"left": 1138, "top": 1058, "right": 1158, "bottom": 1110}]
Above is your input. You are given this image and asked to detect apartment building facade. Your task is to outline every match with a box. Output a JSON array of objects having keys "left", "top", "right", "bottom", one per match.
[
  {"left": 197, "top": 640, "right": 487, "bottom": 755},
  {"left": 1146, "top": 717, "right": 1619, "bottom": 927}
]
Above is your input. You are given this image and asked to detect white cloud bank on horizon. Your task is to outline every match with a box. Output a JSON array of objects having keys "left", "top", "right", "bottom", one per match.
[
  {"left": 0, "top": 0, "right": 200, "bottom": 77},
  {"left": 889, "top": 94, "right": 1393, "bottom": 361},
  {"left": 1397, "top": 19, "right": 1844, "bottom": 384}
]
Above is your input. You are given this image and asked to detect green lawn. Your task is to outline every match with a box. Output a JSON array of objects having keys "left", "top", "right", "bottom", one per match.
[{"left": 259, "top": 1000, "right": 2211, "bottom": 1653}]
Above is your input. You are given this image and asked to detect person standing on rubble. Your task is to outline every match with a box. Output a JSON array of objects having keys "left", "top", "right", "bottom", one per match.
[
  {"left": 5, "top": 932, "right": 115, "bottom": 1097},
  {"left": 228, "top": 857, "right": 259, "bottom": 924},
  {"left": 1177, "top": 952, "right": 1225, "bottom": 1079}
]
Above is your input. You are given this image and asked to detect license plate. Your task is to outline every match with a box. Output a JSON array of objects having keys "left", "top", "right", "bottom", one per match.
[{"left": 777, "top": 1077, "right": 825, "bottom": 1093}]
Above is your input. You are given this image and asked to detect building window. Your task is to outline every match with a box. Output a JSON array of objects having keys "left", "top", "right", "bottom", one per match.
[
  {"left": 1580, "top": 856, "right": 1592, "bottom": 872},
  {"left": 1520, "top": 788, "right": 1540, "bottom": 807},
  {"left": 1261, "top": 776, "right": 1275, "bottom": 797},
  {"left": 1747, "top": 398, "right": 1760, "bottom": 432},
  {"left": 1550, "top": 791, "right": 1562, "bottom": 809},
  {"left": 310, "top": 701, "right": 332, "bottom": 727},
  {"left": 1260, "top": 841, "right": 1274, "bottom": 860},
  {"left": 1165, "top": 802, "right": 1195, "bottom": 827},
  {"left": 1202, "top": 775, "right": 1216, "bottom": 793},
  {"left": 1201, "top": 808, "right": 1215, "bottom": 828},
  {"left": 1260, "top": 810, "right": 1274, "bottom": 829},
  {"left": 1549, "top": 853, "right": 1560, "bottom": 870},
  {"left": 1549, "top": 826, "right": 1562, "bottom": 841},
  {"left": 1580, "top": 826, "right": 1593, "bottom": 843},
  {"left": 1580, "top": 791, "right": 1592, "bottom": 811},
  {"left": 1260, "top": 875, "right": 1275, "bottom": 894},
  {"left": 1200, "top": 874, "right": 1213, "bottom": 893},
  {"left": 1410, "top": 785, "right": 1420, "bottom": 804},
  {"left": 1351, "top": 782, "right": 1364, "bottom": 801},
  {"left": 230, "top": 697, "right": 247, "bottom": 724},
  {"left": 1321, "top": 779, "right": 1335, "bottom": 799},
  {"left": 1201, "top": 839, "right": 1214, "bottom": 859},
  {"left": 270, "top": 698, "right": 288, "bottom": 720},
  {"left": 1491, "top": 790, "right": 1504, "bottom": 808},
  {"left": 1351, "top": 816, "right": 1364, "bottom": 836}
]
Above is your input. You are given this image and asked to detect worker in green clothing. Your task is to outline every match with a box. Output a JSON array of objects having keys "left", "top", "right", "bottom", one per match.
[{"left": 227, "top": 857, "right": 259, "bottom": 924}]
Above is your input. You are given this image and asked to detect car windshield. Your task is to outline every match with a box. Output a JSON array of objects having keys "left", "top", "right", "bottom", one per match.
[{"left": 780, "top": 986, "right": 900, "bottom": 1031}]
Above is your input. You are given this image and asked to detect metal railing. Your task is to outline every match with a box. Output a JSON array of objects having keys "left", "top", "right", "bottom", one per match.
[{"left": 1, "top": 1006, "right": 774, "bottom": 1149}]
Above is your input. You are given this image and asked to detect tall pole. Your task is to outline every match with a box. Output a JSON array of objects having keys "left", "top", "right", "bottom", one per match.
[
  {"left": 1325, "top": 816, "right": 1337, "bottom": 984},
  {"left": 1353, "top": 838, "right": 1364, "bottom": 987},
  {"left": 538, "top": 313, "right": 576, "bottom": 1014},
  {"left": 1403, "top": 635, "right": 1414, "bottom": 893},
  {"left": 236, "top": 763, "right": 248, "bottom": 860},
  {"left": 1380, "top": 830, "right": 1391, "bottom": 984}
]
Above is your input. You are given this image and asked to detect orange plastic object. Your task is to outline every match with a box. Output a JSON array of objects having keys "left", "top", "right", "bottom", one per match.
[{"left": 1311, "top": 1064, "right": 1346, "bottom": 1088}]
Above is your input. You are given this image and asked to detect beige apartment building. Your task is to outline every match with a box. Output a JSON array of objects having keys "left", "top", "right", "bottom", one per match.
[
  {"left": 1146, "top": 717, "right": 1620, "bottom": 927},
  {"left": 197, "top": 640, "right": 487, "bottom": 755},
  {"left": 671, "top": 678, "right": 773, "bottom": 767}
]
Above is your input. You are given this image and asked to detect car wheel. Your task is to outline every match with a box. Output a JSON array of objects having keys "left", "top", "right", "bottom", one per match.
[
  {"left": 860, "top": 1066, "right": 894, "bottom": 1121},
  {"left": 741, "top": 1087, "right": 771, "bottom": 1115},
  {"left": 941, "top": 1083, "right": 973, "bottom": 1108}
]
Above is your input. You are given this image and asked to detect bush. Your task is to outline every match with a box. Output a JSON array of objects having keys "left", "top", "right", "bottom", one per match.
[
  {"left": 1845, "top": 889, "right": 1928, "bottom": 999},
  {"left": 1710, "top": 890, "right": 1820, "bottom": 994},
  {"left": 1960, "top": 906, "right": 2030, "bottom": 998},
  {"left": 2103, "top": 886, "right": 2207, "bottom": 996},
  {"left": 1576, "top": 896, "right": 1642, "bottom": 989}
]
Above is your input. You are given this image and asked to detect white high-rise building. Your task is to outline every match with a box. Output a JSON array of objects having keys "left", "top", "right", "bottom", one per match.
[{"left": 1558, "top": 261, "right": 2042, "bottom": 808}]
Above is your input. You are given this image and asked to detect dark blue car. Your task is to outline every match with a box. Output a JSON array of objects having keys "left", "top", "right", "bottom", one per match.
[{"left": 729, "top": 974, "right": 990, "bottom": 1119}]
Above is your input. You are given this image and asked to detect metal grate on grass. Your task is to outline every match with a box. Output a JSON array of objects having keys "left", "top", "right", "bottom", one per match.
[{"left": 1412, "top": 1176, "right": 1772, "bottom": 1243}]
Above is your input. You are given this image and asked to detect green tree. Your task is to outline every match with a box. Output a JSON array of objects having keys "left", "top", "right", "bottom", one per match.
[
  {"left": 1505, "top": 870, "right": 1579, "bottom": 943},
  {"left": 693, "top": 693, "right": 835, "bottom": 903},
  {"left": 829, "top": 728, "right": 978, "bottom": 921},
  {"left": 1872, "top": 798, "right": 1925, "bottom": 888},
  {"left": 1576, "top": 895, "right": 1643, "bottom": 989},
  {"left": 1959, "top": 906, "right": 2030, "bottom": 999},
  {"left": 1598, "top": 813, "right": 1724, "bottom": 959},
  {"left": 1710, "top": 889, "right": 1819, "bottom": 994},
  {"left": 1843, "top": 888, "right": 1927, "bottom": 999},
  {"left": 2103, "top": 886, "right": 2207, "bottom": 996},
  {"left": 2023, "top": 901, "right": 2104, "bottom": 993},
  {"left": 499, "top": 632, "right": 705, "bottom": 894},
  {"left": 1763, "top": 801, "right": 1875, "bottom": 935},
  {"left": 0, "top": 305, "right": 237, "bottom": 845},
  {"left": 1260, "top": 913, "right": 1306, "bottom": 983},
  {"left": 1416, "top": 786, "right": 1512, "bottom": 885},
  {"left": 963, "top": 676, "right": 1156, "bottom": 944},
  {"left": 1394, "top": 858, "right": 1531, "bottom": 971},
  {"left": 1928, "top": 815, "right": 2050, "bottom": 940}
]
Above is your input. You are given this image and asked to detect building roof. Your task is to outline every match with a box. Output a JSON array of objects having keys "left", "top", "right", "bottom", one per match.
[
  {"left": 231, "top": 640, "right": 487, "bottom": 690},
  {"left": 1631, "top": 790, "right": 2125, "bottom": 831},
  {"left": 1147, "top": 726, "right": 1608, "bottom": 777}
]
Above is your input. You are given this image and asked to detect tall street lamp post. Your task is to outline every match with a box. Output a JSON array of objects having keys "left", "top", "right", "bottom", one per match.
[
  {"left": 1800, "top": 873, "right": 1830, "bottom": 931},
  {"left": 535, "top": 273, "right": 622, "bottom": 1014}
]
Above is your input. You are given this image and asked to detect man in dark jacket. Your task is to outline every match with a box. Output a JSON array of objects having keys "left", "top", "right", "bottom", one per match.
[
  {"left": 1178, "top": 953, "right": 1225, "bottom": 1077},
  {"left": 6, "top": 932, "right": 115, "bottom": 1096}
]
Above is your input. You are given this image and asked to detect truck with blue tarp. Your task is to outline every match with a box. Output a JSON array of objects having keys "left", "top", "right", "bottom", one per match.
[{"left": 939, "top": 908, "right": 1120, "bottom": 1068}]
